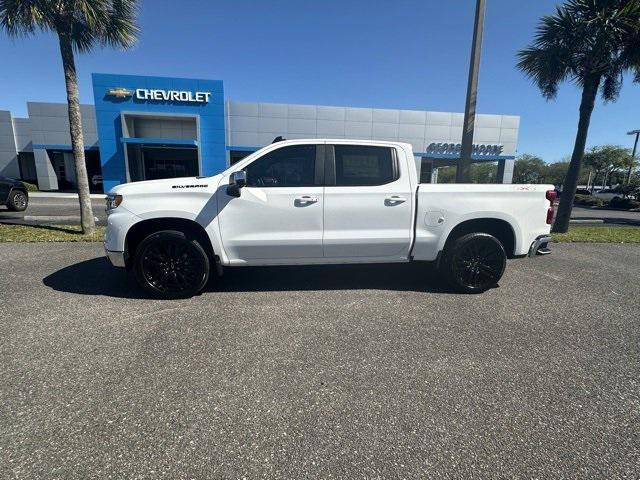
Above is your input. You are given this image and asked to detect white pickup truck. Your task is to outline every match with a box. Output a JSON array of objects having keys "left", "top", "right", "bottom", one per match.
[{"left": 104, "top": 139, "right": 554, "bottom": 298}]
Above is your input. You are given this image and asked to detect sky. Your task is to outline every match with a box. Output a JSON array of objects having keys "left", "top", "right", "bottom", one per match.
[{"left": 0, "top": 0, "right": 639, "bottom": 162}]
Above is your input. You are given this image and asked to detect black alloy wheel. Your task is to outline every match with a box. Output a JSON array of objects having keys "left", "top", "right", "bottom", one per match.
[
  {"left": 134, "top": 230, "right": 209, "bottom": 299},
  {"left": 446, "top": 232, "right": 506, "bottom": 293},
  {"left": 8, "top": 190, "right": 28, "bottom": 211}
]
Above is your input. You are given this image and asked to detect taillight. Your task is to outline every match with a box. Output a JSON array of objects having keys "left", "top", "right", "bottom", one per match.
[
  {"left": 546, "top": 207, "right": 554, "bottom": 224},
  {"left": 546, "top": 190, "right": 556, "bottom": 225}
]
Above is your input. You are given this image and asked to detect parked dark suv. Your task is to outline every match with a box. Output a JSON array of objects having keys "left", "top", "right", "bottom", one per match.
[{"left": 0, "top": 177, "right": 29, "bottom": 211}]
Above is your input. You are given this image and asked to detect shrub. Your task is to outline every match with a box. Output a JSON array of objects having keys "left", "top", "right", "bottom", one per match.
[
  {"left": 574, "top": 194, "right": 605, "bottom": 206},
  {"left": 609, "top": 197, "right": 640, "bottom": 209},
  {"left": 21, "top": 181, "right": 38, "bottom": 192}
]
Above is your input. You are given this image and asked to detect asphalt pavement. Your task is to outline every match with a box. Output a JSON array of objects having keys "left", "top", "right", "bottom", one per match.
[
  {"left": 1, "top": 242, "right": 638, "bottom": 478},
  {"left": 0, "top": 195, "right": 107, "bottom": 224},
  {"left": 569, "top": 206, "right": 640, "bottom": 225}
]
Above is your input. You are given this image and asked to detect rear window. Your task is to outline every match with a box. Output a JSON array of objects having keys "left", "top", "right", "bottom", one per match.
[{"left": 334, "top": 145, "right": 396, "bottom": 186}]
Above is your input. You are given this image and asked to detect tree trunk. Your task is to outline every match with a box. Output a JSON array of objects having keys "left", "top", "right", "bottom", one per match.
[
  {"left": 552, "top": 75, "right": 601, "bottom": 233},
  {"left": 58, "top": 32, "right": 95, "bottom": 235}
]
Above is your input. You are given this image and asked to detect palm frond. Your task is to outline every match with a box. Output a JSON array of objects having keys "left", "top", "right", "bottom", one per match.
[
  {"left": 601, "top": 67, "right": 623, "bottom": 101},
  {"left": 1, "top": 0, "right": 139, "bottom": 51},
  {"left": 0, "top": 0, "right": 43, "bottom": 36},
  {"left": 518, "top": 0, "right": 640, "bottom": 102},
  {"left": 100, "top": 0, "right": 139, "bottom": 49}
]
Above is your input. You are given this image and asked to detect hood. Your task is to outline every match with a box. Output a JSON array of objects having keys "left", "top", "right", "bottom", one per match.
[{"left": 109, "top": 175, "right": 221, "bottom": 195}]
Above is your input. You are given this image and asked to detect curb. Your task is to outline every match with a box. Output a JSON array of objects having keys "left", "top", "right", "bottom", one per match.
[
  {"left": 23, "top": 215, "right": 101, "bottom": 222},
  {"left": 569, "top": 219, "right": 605, "bottom": 224}
]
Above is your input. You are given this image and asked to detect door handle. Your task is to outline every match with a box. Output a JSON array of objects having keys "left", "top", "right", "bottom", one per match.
[
  {"left": 295, "top": 195, "right": 319, "bottom": 206},
  {"left": 385, "top": 195, "right": 406, "bottom": 205}
]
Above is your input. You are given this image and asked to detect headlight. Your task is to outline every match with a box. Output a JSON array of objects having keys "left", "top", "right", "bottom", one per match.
[{"left": 106, "top": 194, "right": 123, "bottom": 211}]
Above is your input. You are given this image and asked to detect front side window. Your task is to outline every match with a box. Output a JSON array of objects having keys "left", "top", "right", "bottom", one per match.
[
  {"left": 245, "top": 145, "right": 316, "bottom": 187},
  {"left": 334, "top": 145, "right": 396, "bottom": 186}
]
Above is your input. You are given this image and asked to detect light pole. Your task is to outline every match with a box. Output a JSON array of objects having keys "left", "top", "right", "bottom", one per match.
[
  {"left": 457, "top": 0, "right": 487, "bottom": 183},
  {"left": 627, "top": 129, "right": 639, "bottom": 184}
]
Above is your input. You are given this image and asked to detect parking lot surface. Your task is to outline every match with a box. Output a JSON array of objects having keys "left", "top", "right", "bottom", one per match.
[{"left": 1, "top": 243, "right": 638, "bottom": 478}]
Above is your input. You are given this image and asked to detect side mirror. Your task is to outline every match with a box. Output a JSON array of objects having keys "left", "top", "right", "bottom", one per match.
[{"left": 227, "top": 171, "right": 247, "bottom": 197}]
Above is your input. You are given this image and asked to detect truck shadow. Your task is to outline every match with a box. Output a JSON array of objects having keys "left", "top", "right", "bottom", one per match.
[{"left": 42, "top": 257, "right": 464, "bottom": 299}]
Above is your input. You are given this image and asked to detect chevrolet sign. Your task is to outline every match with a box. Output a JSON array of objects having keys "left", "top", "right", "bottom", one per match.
[
  {"left": 106, "top": 87, "right": 211, "bottom": 104},
  {"left": 106, "top": 87, "right": 133, "bottom": 98},
  {"left": 135, "top": 89, "right": 211, "bottom": 103}
]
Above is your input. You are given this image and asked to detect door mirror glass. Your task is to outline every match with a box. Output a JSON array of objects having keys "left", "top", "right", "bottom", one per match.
[{"left": 227, "top": 170, "right": 247, "bottom": 197}]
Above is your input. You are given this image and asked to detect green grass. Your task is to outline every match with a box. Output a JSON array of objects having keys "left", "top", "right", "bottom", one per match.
[
  {"left": 0, "top": 224, "right": 105, "bottom": 242},
  {"left": 552, "top": 226, "right": 640, "bottom": 243}
]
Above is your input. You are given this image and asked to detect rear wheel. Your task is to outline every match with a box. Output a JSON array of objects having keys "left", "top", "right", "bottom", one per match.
[
  {"left": 443, "top": 232, "right": 506, "bottom": 294},
  {"left": 133, "top": 230, "right": 210, "bottom": 299},
  {"left": 7, "top": 190, "right": 28, "bottom": 211}
]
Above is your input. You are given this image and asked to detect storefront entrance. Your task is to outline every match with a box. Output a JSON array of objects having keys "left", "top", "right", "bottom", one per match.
[
  {"left": 127, "top": 144, "right": 199, "bottom": 182},
  {"left": 48, "top": 149, "right": 104, "bottom": 192}
]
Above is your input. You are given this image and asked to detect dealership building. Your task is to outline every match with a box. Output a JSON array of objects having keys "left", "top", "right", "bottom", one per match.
[{"left": 0, "top": 73, "right": 519, "bottom": 192}]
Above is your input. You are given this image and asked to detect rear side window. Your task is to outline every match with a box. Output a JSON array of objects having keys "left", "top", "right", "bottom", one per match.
[
  {"left": 334, "top": 145, "right": 396, "bottom": 186},
  {"left": 245, "top": 145, "right": 316, "bottom": 187}
]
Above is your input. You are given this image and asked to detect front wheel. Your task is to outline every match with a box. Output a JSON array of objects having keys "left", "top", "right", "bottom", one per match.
[
  {"left": 7, "top": 190, "right": 28, "bottom": 211},
  {"left": 443, "top": 232, "right": 506, "bottom": 294},
  {"left": 133, "top": 230, "right": 210, "bottom": 299}
]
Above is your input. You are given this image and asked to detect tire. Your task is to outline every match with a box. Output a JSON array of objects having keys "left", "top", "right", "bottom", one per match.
[
  {"left": 7, "top": 189, "right": 28, "bottom": 211},
  {"left": 443, "top": 232, "right": 506, "bottom": 294},
  {"left": 133, "top": 230, "right": 210, "bottom": 299}
]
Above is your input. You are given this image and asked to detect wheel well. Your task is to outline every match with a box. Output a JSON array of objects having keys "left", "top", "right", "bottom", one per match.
[
  {"left": 444, "top": 218, "right": 516, "bottom": 258},
  {"left": 125, "top": 218, "right": 215, "bottom": 267},
  {"left": 10, "top": 187, "right": 27, "bottom": 195}
]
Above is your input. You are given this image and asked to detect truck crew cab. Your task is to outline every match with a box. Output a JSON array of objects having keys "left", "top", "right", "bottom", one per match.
[{"left": 104, "top": 139, "right": 554, "bottom": 299}]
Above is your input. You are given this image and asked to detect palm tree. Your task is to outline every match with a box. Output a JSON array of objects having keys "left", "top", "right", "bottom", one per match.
[
  {"left": 1, "top": 0, "right": 138, "bottom": 234},
  {"left": 517, "top": 0, "right": 640, "bottom": 233}
]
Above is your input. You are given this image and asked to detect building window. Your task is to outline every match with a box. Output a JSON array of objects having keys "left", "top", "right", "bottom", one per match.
[
  {"left": 229, "top": 150, "right": 254, "bottom": 166},
  {"left": 18, "top": 152, "right": 37, "bottom": 184}
]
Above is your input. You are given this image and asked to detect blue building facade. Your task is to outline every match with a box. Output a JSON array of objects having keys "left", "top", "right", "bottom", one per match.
[{"left": 92, "top": 73, "right": 225, "bottom": 192}]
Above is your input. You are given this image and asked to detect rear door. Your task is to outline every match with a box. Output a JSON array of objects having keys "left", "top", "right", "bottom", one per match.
[
  {"left": 322, "top": 144, "right": 413, "bottom": 259},
  {"left": 216, "top": 143, "right": 325, "bottom": 262}
]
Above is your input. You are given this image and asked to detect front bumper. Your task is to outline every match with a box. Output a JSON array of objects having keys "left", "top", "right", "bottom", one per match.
[
  {"left": 105, "top": 246, "right": 126, "bottom": 267},
  {"left": 528, "top": 235, "right": 552, "bottom": 257}
]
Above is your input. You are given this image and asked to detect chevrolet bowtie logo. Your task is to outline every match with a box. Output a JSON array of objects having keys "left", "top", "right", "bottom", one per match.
[{"left": 107, "top": 87, "right": 132, "bottom": 98}]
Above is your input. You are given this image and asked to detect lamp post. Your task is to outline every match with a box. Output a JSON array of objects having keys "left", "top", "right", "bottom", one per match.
[
  {"left": 627, "top": 129, "right": 640, "bottom": 184},
  {"left": 456, "top": 0, "right": 487, "bottom": 183}
]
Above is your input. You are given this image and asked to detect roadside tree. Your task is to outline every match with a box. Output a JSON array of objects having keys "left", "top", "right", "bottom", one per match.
[
  {"left": 583, "top": 145, "right": 632, "bottom": 190},
  {"left": 513, "top": 154, "right": 546, "bottom": 183},
  {"left": 517, "top": 0, "right": 640, "bottom": 233},
  {"left": 0, "top": 0, "right": 139, "bottom": 234}
]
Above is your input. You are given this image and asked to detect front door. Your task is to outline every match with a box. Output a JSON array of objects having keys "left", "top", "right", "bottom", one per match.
[
  {"left": 323, "top": 144, "right": 413, "bottom": 259},
  {"left": 217, "top": 144, "right": 324, "bottom": 262}
]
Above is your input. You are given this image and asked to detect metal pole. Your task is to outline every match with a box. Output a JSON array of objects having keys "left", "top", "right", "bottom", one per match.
[
  {"left": 626, "top": 130, "right": 639, "bottom": 184},
  {"left": 457, "top": 0, "right": 486, "bottom": 183}
]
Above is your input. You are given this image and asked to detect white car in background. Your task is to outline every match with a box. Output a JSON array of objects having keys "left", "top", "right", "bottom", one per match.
[
  {"left": 593, "top": 189, "right": 622, "bottom": 201},
  {"left": 104, "top": 139, "right": 555, "bottom": 299}
]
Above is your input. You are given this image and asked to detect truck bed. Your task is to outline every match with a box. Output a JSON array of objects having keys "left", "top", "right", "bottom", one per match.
[{"left": 411, "top": 183, "right": 554, "bottom": 261}]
